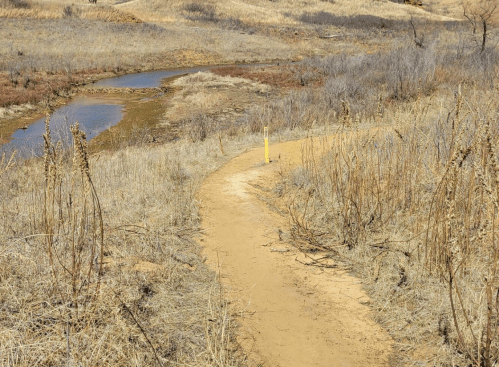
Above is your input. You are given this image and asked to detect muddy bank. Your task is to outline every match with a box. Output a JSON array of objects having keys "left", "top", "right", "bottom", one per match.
[
  {"left": 0, "top": 56, "right": 287, "bottom": 133},
  {"left": 0, "top": 61, "right": 290, "bottom": 151}
]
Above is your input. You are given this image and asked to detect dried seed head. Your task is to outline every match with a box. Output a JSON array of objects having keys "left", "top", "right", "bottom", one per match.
[{"left": 376, "top": 93, "right": 383, "bottom": 122}]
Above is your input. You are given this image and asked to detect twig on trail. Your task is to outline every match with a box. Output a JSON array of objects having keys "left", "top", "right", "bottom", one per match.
[
  {"left": 296, "top": 251, "right": 354, "bottom": 269},
  {"left": 271, "top": 248, "right": 290, "bottom": 253},
  {"left": 295, "top": 255, "right": 337, "bottom": 268},
  {"left": 295, "top": 257, "right": 336, "bottom": 268}
]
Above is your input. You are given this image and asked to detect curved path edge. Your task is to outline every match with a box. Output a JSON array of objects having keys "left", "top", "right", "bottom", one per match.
[{"left": 198, "top": 135, "right": 393, "bottom": 367}]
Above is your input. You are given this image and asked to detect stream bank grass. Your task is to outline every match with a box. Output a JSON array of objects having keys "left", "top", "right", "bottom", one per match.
[{"left": 0, "top": 0, "right": 457, "bottom": 114}]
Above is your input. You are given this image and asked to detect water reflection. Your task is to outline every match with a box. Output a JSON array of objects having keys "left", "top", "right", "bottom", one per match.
[
  {"left": 2, "top": 66, "right": 220, "bottom": 156},
  {"left": 2, "top": 96, "right": 123, "bottom": 157},
  {"left": 92, "top": 67, "right": 210, "bottom": 88}
]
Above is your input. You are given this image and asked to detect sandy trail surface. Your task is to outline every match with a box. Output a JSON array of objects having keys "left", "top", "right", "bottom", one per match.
[{"left": 198, "top": 136, "right": 393, "bottom": 367}]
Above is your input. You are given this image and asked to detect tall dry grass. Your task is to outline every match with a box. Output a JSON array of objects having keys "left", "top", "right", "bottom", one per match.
[
  {"left": 277, "top": 87, "right": 499, "bottom": 365},
  {"left": 0, "top": 117, "right": 261, "bottom": 366},
  {"left": 2, "top": 18, "right": 498, "bottom": 365}
]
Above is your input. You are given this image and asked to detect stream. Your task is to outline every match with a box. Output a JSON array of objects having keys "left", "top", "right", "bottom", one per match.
[{"left": 1, "top": 66, "right": 212, "bottom": 156}]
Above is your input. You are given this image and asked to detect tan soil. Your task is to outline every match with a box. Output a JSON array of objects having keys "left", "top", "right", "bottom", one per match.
[{"left": 198, "top": 136, "right": 394, "bottom": 366}]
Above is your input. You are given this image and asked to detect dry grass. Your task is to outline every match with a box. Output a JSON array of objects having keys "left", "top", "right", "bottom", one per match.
[
  {"left": 0, "top": 69, "right": 103, "bottom": 108},
  {"left": 0, "top": 62, "right": 336, "bottom": 365},
  {"left": 121, "top": 0, "right": 451, "bottom": 24},
  {"left": 275, "top": 77, "right": 499, "bottom": 366},
  {"left": 0, "top": 116, "right": 268, "bottom": 366},
  {"left": 160, "top": 37, "right": 499, "bottom": 364},
  {"left": 0, "top": 2, "right": 141, "bottom": 22},
  {"left": 163, "top": 28, "right": 499, "bottom": 366},
  {"left": 157, "top": 70, "right": 274, "bottom": 143},
  {"left": 0, "top": 0, "right": 459, "bottom": 113},
  {"left": 167, "top": 71, "right": 270, "bottom": 119},
  {"left": 0, "top": 15, "right": 295, "bottom": 111},
  {"left": 1, "top": 1, "right": 496, "bottom": 365}
]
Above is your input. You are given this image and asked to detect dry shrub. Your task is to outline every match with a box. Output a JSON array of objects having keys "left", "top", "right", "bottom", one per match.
[
  {"left": 424, "top": 90, "right": 499, "bottom": 366},
  {"left": 183, "top": 1, "right": 218, "bottom": 22},
  {"left": 299, "top": 12, "right": 400, "bottom": 30},
  {"left": 231, "top": 39, "right": 498, "bottom": 139},
  {"left": 181, "top": 114, "right": 215, "bottom": 142},
  {"left": 279, "top": 88, "right": 499, "bottom": 365},
  {"left": 42, "top": 116, "right": 104, "bottom": 331}
]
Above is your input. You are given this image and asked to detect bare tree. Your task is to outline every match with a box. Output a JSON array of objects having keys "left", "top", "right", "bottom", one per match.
[
  {"left": 463, "top": 0, "right": 499, "bottom": 53},
  {"left": 409, "top": 15, "right": 425, "bottom": 48}
]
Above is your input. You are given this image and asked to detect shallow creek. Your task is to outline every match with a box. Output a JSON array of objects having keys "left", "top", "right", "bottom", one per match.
[{"left": 1, "top": 67, "right": 211, "bottom": 156}]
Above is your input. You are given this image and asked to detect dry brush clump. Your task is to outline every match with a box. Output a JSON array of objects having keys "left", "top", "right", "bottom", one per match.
[
  {"left": 423, "top": 93, "right": 499, "bottom": 366},
  {"left": 0, "top": 118, "right": 246, "bottom": 366},
  {"left": 277, "top": 88, "right": 499, "bottom": 365},
  {"left": 228, "top": 36, "right": 499, "bottom": 143}
]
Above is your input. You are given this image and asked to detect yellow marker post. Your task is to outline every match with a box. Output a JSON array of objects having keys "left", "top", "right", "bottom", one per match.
[{"left": 264, "top": 127, "right": 269, "bottom": 164}]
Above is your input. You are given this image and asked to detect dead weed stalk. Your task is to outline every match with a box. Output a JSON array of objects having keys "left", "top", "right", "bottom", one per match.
[
  {"left": 42, "top": 115, "right": 105, "bottom": 361},
  {"left": 281, "top": 88, "right": 499, "bottom": 365}
]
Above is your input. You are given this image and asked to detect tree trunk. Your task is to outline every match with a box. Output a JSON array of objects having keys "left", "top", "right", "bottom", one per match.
[{"left": 482, "top": 20, "right": 487, "bottom": 53}]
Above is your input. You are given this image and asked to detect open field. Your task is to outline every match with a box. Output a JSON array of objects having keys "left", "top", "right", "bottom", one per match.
[
  {"left": 3, "top": 0, "right": 499, "bottom": 366},
  {"left": 0, "top": 0, "right": 458, "bottom": 114}
]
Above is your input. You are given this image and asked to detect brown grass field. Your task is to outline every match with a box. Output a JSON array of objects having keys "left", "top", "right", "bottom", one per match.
[{"left": 3, "top": 0, "right": 499, "bottom": 365}]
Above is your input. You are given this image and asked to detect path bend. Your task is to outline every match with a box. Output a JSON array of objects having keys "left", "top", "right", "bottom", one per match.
[{"left": 198, "top": 136, "right": 393, "bottom": 367}]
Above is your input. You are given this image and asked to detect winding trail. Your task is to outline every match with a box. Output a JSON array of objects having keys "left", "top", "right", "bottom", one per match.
[{"left": 198, "top": 136, "right": 393, "bottom": 367}]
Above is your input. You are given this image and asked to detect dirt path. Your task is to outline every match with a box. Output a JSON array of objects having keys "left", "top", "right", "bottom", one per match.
[{"left": 198, "top": 136, "right": 393, "bottom": 367}]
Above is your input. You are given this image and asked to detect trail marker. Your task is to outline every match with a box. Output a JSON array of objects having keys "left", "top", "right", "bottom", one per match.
[{"left": 264, "top": 127, "right": 269, "bottom": 164}]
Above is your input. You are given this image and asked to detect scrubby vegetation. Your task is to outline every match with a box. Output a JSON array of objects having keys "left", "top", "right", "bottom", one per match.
[
  {"left": 0, "top": 0, "right": 449, "bottom": 112},
  {"left": 0, "top": 117, "right": 262, "bottom": 366},
  {"left": 3, "top": 0, "right": 499, "bottom": 365},
  {"left": 264, "top": 27, "right": 499, "bottom": 367}
]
